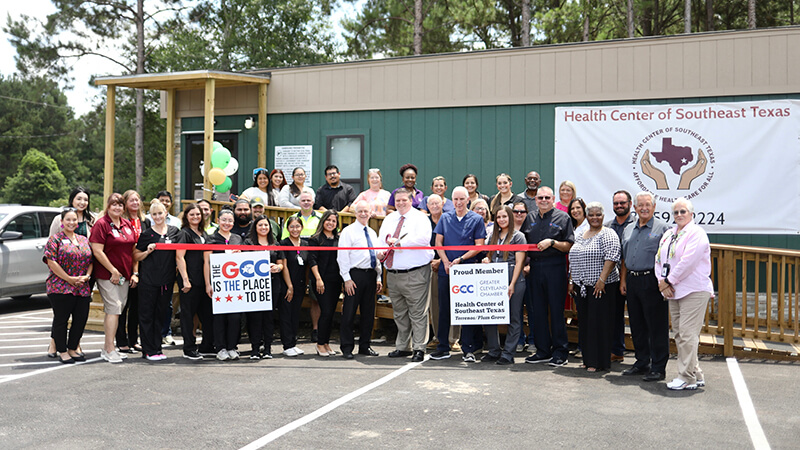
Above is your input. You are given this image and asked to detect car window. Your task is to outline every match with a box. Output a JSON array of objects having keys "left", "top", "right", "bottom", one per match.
[
  {"left": 39, "top": 211, "right": 59, "bottom": 237},
  {"left": 0, "top": 213, "right": 6, "bottom": 222},
  {"left": 5, "top": 213, "right": 41, "bottom": 239}
]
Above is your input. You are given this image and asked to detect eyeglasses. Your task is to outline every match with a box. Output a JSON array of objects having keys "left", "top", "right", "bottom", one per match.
[
  {"left": 512, "top": 210, "right": 527, "bottom": 214},
  {"left": 536, "top": 196, "right": 552, "bottom": 200},
  {"left": 62, "top": 207, "right": 77, "bottom": 212},
  {"left": 326, "top": 172, "right": 338, "bottom": 177},
  {"left": 613, "top": 201, "right": 629, "bottom": 206},
  {"left": 673, "top": 209, "right": 690, "bottom": 215}
]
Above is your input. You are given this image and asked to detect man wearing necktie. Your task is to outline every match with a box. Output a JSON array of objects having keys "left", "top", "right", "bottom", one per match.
[
  {"left": 378, "top": 189, "right": 434, "bottom": 362},
  {"left": 337, "top": 200, "right": 383, "bottom": 359}
]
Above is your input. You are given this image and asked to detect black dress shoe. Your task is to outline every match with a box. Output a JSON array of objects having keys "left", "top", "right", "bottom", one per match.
[
  {"left": 622, "top": 366, "right": 650, "bottom": 376},
  {"left": 358, "top": 348, "right": 379, "bottom": 356},
  {"left": 342, "top": 352, "right": 354, "bottom": 360},
  {"left": 388, "top": 350, "right": 412, "bottom": 358},
  {"left": 59, "top": 357, "right": 75, "bottom": 364},
  {"left": 411, "top": 350, "right": 424, "bottom": 362},
  {"left": 481, "top": 353, "right": 501, "bottom": 363},
  {"left": 643, "top": 371, "right": 666, "bottom": 382},
  {"left": 311, "top": 329, "right": 318, "bottom": 343},
  {"left": 71, "top": 354, "right": 86, "bottom": 362}
]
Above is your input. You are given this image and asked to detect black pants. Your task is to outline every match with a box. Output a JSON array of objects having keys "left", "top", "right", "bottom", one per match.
[
  {"left": 280, "top": 278, "right": 306, "bottom": 349},
  {"left": 627, "top": 273, "right": 670, "bottom": 373},
  {"left": 179, "top": 286, "right": 213, "bottom": 353},
  {"left": 339, "top": 268, "right": 377, "bottom": 355},
  {"left": 528, "top": 258, "right": 570, "bottom": 360},
  {"left": 246, "top": 310, "right": 273, "bottom": 354},
  {"left": 317, "top": 274, "right": 342, "bottom": 346},
  {"left": 576, "top": 282, "right": 617, "bottom": 371},
  {"left": 213, "top": 313, "right": 242, "bottom": 351},
  {"left": 116, "top": 285, "right": 139, "bottom": 348},
  {"left": 48, "top": 293, "right": 90, "bottom": 353},
  {"left": 138, "top": 283, "right": 172, "bottom": 356}
]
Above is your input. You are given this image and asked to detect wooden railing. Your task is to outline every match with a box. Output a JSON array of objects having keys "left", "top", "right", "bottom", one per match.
[{"left": 709, "top": 244, "right": 800, "bottom": 359}]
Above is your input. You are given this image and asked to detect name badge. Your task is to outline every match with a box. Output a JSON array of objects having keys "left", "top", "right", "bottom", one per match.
[
  {"left": 112, "top": 230, "right": 120, "bottom": 238},
  {"left": 62, "top": 239, "right": 72, "bottom": 245},
  {"left": 297, "top": 255, "right": 304, "bottom": 266},
  {"left": 165, "top": 238, "right": 171, "bottom": 244},
  {"left": 124, "top": 228, "right": 131, "bottom": 235}
]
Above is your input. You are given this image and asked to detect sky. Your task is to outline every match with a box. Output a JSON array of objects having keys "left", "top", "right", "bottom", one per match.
[{"left": 0, "top": 1, "right": 360, "bottom": 117}]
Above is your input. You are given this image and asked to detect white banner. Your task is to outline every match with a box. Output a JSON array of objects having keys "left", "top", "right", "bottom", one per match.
[
  {"left": 274, "top": 145, "right": 313, "bottom": 187},
  {"left": 209, "top": 251, "right": 273, "bottom": 314},
  {"left": 450, "top": 263, "right": 509, "bottom": 325},
  {"left": 555, "top": 100, "right": 800, "bottom": 234}
]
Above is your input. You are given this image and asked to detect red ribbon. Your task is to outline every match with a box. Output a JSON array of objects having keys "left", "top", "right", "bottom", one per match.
[{"left": 155, "top": 243, "right": 540, "bottom": 252}]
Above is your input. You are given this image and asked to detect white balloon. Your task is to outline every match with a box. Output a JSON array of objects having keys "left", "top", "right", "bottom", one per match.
[
  {"left": 223, "top": 157, "right": 239, "bottom": 176},
  {"left": 199, "top": 161, "right": 205, "bottom": 176}
]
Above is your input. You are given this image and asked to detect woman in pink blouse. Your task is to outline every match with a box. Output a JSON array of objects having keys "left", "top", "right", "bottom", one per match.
[
  {"left": 655, "top": 197, "right": 713, "bottom": 391},
  {"left": 44, "top": 209, "right": 94, "bottom": 364},
  {"left": 348, "top": 168, "right": 390, "bottom": 216}
]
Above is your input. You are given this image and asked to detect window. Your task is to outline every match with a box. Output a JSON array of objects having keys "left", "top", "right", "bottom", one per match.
[
  {"left": 185, "top": 133, "right": 238, "bottom": 200},
  {"left": 327, "top": 135, "right": 364, "bottom": 192},
  {"left": 5, "top": 214, "right": 40, "bottom": 239}
]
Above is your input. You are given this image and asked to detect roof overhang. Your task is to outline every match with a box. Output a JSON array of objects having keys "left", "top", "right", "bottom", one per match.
[{"left": 94, "top": 70, "right": 271, "bottom": 90}]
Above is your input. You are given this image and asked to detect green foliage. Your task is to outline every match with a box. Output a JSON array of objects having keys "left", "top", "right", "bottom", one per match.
[
  {"left": 2, "top": 148, "right": 68, "bottom": 205},
  {"left": 149, "top": 0, "right": 336, "bottom": 72}
]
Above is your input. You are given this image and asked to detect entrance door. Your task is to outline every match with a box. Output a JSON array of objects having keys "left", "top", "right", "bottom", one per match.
[{"left": 185, "top": 133, "right": 238, "bottom": 200}]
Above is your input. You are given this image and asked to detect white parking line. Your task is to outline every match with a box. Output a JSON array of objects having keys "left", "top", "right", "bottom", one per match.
[
  {"left": 727, "top": 357, "right": 771, "bottom": 450},
  {"left": 0, "top": 325, "right": 51, "bottom": 329},
  {"left": 0, "top": 339, "right": 106, "bottom": 350},
  {"left": 240, "top": 356, "right": 429, "bottom": 449},
  {"left": 0, "top": 331, "right": 50, "bottom": 336},
  {"left": 0, "top": 357, "right": 103, "bottom": 385}
]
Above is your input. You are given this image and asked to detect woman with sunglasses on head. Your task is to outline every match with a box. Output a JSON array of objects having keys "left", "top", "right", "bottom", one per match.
[
  {"left": 44, "top": 208, "right": 94, "bottom": 364},
  {"left": 241, "top": 168, "right": 271, "bottom": 202},
  {"left": 47, "top": 187, "right": 95, "bottom": 358},
  {"left": 278, "top": 216, "right": 309, "bottom": 357},
  {"left": 176, "top": 203, "right": 213, "bottom": 361},
  {"left": 243, "top": 215, "right": 289, "bottom": 360},
  {"left": 115, "top": 190, "right": 149, "bottom": 355},
  {"left": 278, "top": 167, "right": 315, "bottom": 209},
  {"left": 203, "top": 208, "right": 244, "bottom": 361},
  {"left": 134, "top": 199, "right": 181, "bottom": 361},
  {"left": 90, "top": 193, "right": 136, "bottom": 364},
  {"left": 655, "top": 198, "right": 713, "bottom": 391},
  {"left": 308, "top": 210, "right": 342, "bottom": 357}
]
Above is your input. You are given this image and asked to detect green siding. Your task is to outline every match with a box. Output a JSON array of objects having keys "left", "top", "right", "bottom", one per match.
[{"left": 181, "top": 93, "right": 800, "bottom": 249}]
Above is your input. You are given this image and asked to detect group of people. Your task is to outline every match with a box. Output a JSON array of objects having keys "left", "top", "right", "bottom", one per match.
[{"left": 44, "top": 164, "right": 713, "bottom": 390}]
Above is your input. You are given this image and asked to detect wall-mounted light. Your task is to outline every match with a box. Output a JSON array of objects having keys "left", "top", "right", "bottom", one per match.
[{"left": 244, "top": 116, "right": 255, "bottom": 129}]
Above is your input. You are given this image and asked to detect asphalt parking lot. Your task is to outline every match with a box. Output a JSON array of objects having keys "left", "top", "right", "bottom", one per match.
[{"left": 0, "top": 296, "right": 795, "bottom": 449}]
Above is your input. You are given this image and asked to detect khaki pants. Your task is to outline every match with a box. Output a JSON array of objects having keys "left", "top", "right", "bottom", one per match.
[
  {"left": 669, "top": 291, "right": 710, "bottom": 384},
  {"left": 387, "top": 265, "right": 432, "bottom": 352}
]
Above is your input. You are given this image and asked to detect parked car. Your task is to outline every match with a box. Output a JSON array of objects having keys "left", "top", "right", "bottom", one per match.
[{"left": 0, "top": 205, "right": 62, "bottom": 300}]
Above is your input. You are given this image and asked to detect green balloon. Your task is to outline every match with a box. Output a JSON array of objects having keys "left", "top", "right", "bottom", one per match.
[
  {"left": 211, "top": 147, "right": 231, "bottom": 169},
  {"left": 213, "top": 141, "right": 223, "bottom": 150},
  {"left": 217, "top": 176, "right": 232, "bottom": 193}
]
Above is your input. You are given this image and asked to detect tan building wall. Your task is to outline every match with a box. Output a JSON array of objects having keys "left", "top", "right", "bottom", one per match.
[{"left": 166, "top": 28, "right": 800, "bottom": 118}]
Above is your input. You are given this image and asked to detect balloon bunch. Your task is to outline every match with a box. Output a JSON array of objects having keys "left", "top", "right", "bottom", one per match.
[{"left": 205, "top": 141, "right": 239, "bottom": 193}]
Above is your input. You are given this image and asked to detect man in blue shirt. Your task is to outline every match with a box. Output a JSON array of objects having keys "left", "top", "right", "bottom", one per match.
[{"left": 430, "top": 186, "right": 487, "bottom": 362}]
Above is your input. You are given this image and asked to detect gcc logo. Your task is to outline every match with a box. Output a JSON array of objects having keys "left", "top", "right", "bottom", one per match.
[
  {"left": 451, "top": 284, "right": 475, "bottom": 294},
  {"left": 221, "top": 260, "right": 271, "bottom": 278}
]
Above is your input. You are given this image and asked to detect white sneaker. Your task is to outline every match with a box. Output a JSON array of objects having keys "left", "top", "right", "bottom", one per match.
[
  {"left": 217, "top": 349, "right": 230, "bottom": 361},
  {"left": 292, "top": 346, "right": 305, "bottom": 355},
  {"left": 162, "top": 335, "right": 175, "bottom": 345},
  {"left": 462, "top": 352, "right": 476, "bottom": 363},
  {"left": 666, "top": 378, "right": 697, "bottom": 390},
  {"left": 146, "top": 354, "right": 165, "bottom": 361},
  {"left": 696, "top": 379, "right": 706, "bottom": 387},
  {"left": 115, "top": 350, "right": 128, "bottom": 360},
  {"left": 228, "top": 350, "right": 239, "bottom": 360},
  {"left": 282, "top": 347, "right": 299, "bottom": 357},
  {"left": 102, "top": 349, "right": 123, "bottom": 364}
]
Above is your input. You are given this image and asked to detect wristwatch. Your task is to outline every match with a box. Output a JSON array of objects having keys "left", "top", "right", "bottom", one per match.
[
  {"left": 132, "top": 272, "right": 139, "bottom": 276},
  {"left": 550, "top": 239, "right": 556, "bottom": 247}
]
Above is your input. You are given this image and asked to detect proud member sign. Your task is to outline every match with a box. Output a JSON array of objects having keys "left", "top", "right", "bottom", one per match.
[
  {"left": 449, "top": 263, "right": 509, "bottom": 325},
  {"left": 209, "top": 251, "right": 273, "bottom": 314}
]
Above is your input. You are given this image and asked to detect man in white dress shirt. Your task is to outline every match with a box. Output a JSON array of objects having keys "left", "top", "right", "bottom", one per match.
[
  {"left": 337, "top": 200, "right": 383, "bottom": 359},
  {"left": 378, "top": 189, "right": 433, "bottom": 362}
]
